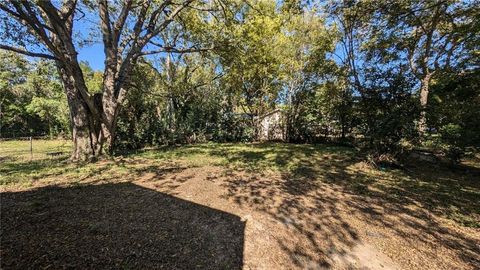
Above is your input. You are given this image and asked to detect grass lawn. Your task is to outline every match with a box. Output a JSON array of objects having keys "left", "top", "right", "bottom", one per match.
[{"left": 1, "top": 140, "right": 479, "bottom": 269}]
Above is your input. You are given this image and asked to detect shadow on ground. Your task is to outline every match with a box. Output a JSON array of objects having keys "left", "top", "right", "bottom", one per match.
[
  {"left": 0, "top": 183, "right": 245, "bottom": 269},
  {"left": 2, "top": 143, "right": 479, "bottom": 268},
  {"left": 203, "top": 143, "right": 480, "bottom": 268}
]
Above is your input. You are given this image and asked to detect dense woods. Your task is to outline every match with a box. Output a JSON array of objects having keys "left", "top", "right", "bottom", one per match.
[{"left": 1, "top": 0, "right": 479, "bottom": 161}]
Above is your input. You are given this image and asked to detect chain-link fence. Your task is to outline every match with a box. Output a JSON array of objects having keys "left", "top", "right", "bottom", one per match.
[{"left": 0, "top": 137, "right": 72, "bottom": 161}]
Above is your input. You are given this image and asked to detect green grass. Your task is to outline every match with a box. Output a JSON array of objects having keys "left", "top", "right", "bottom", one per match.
[
  {"left": 0, "top": 139, "right": 71, "bottom": 160},
  {"left": 137, "top": 142, "right": 354, "bottom": 170},
  {"left": 1, "top": 139, "right": 479, "bottom": 227}
]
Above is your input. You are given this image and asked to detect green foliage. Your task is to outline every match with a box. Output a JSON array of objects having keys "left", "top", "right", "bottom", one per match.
[
  {"left": 219, "top": 0, "right": 283, "bottom": 118},
  {"left": 429, "top": 70, "right": 480, "bottom": 161},
  {"left": 275, "top": 5, "right": 341, "bottom": 143},
  {"left": 25, "top": 60, "right": 70, "bottom": 137},
  {"left": 357, "top": 68, "right": 419, "bottom": 153},
  {"left": 114, "top": 54, "right": 258, "bottom": 150},
  {"left": 0, "top": 51, "right": 31, "bottom": 136},
  {"left": 0, "top": 0, "right": 478, "bottom": 163},
  {"left": 115, "top": 61, "right": 162, "bottom": 150},
  {"left": 0, "top": 52, "right": 69, "bottom": 137},
  {"left": 328, "top": 0, "right": 479, "bottom": 159},
  {"left": 80, "top": 62, "right": 103, "bottom": 93},
  {"left": 288, "top": 85, "right": 343, "bottom": 142},
  {"left": 26, "top": 97, "right": 69, "bottom": 137}
]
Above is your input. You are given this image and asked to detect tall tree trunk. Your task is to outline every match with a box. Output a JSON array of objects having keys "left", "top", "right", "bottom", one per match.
[
  {"left": 57, "top": 63, "right": 118, "bottom": 161},
  {"left": 57, "top": 65, "right": 95, "bottom": 160},
  {"left": 418, "top": 73, "right": 431, "bottom": 137},
  {"left": 1, "top": 0, "right": 194, "bottom": 160},
  {"left": 64, "top": 85, "right": 96, "bottom": 159}
]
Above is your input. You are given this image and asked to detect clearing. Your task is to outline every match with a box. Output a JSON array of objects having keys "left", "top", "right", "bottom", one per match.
[{"left": 1, "top": 141, "right": 479, "bottom": 269}]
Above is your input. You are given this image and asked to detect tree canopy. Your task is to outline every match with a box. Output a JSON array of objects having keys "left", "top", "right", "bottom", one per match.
[{"left": 1, "top": 0, "right": 478, "bottom": 162}]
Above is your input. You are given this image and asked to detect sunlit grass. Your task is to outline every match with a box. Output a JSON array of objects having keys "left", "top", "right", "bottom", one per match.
[
  {"left": 1, "top": 139, "right": 478, "bottom": 227},
  {"left": 0, "top": 139, "right": 71, "bottom": 161}
]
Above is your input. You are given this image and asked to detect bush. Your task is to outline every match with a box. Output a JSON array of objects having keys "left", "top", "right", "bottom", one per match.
[{"left": 429, "top": 70, "right": 480, "bottom": 162}]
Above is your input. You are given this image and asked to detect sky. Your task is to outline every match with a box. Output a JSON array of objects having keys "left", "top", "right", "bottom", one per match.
[
  {"left": 8, "top": 2, "right": 343, "bottom": 74},
  {"left": 77, "top": 43, "right": 105, "bottom": 71},
  {"left": 75, "top": 10, "right": 105, "bottom": 72}
]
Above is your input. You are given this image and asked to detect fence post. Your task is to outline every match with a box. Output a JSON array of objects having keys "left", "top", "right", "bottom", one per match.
[{"left": 30, "top": 136, "right": 33, "bottom": 160}]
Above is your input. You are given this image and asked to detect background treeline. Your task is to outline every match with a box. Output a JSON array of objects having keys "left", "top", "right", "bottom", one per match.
[{"left": 1, "top": 0, "right": 479, "bottom": 161}]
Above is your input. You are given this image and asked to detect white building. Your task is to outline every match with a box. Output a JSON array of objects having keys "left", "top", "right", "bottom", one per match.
[{"left": 255, "top": 109, "right": 286, "bottom": 141}]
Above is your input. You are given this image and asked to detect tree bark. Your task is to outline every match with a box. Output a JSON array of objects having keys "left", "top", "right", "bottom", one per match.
[
  {"left": 57, "top": 63, "right": 95, "bottom": 160},
  {"left": 418, "top": 73, "right": 431, "bottom": 137},
  {"left": 58, "top": 69, "right": 95, "bottom": 160},
  {"left": 57, "top": 62, "right": 119, "bottom": 161},
  {"left": 1, "top": 0, "right": 195, "bottom": 160}
]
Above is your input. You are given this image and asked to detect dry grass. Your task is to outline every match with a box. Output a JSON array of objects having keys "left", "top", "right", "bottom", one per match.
[{"left": 1, "top": 141, "right": 479, "bottom": 269}]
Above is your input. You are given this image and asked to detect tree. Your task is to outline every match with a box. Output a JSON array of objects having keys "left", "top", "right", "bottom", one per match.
[
  {"left": 0, "top": 51, "right": 69, "bottom": 137},
  {"left": 219, "top": 0, "right": 283, "bottom": 129},
  {"left": 276, "top": 5, "right": 338, "bottom": 142},
  {"left": 25, "top": 60, "right": 70, "bottom": 137},
  {"left": 329, "top": 0, "right": 479, "bottom": 147},
  {"left": 0, "top": 51, "right": 30, "bottom": 137},
  {"left": 0, "top": 0, "right": 218, "bottom": 160},
  {"left": 428, "top": 69, "right": 480, "bottom": 161},
  {"left": 359, "top": 0, "right": 480, "bottom": 136}
]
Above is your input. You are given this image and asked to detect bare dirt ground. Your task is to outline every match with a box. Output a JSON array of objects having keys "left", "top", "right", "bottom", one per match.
[
  {"left": 1, "top": 143, "right": 479, "bottom": 269},
  {"left": 134, "top": 165, "right": 480, "bottom": 270}
]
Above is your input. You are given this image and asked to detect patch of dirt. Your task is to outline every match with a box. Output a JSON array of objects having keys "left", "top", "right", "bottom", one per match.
[
  {"left": 2, "top": 163, "right": 480, "bottom": 269},
  {"left": 330, "top": 243, "right": 400, "bottom": 269},
  {"left": 135, "top": 166, "right": 480, "bottom": 270}
]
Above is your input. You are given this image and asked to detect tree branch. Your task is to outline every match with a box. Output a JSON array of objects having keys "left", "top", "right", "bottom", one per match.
[
  {"left": 0, "top": 45, "right": 58, "bottom": 60},
  {"left": 5, "top": 2, "right": 59, "bottom": 55},
  {"left": 140, "top": 45, "right": 214, "bottom": 56},
  {"left": 0, "top": 3, "right": 55, "bottom": 32},
  {"left": 60, "top": 0, "right": 78, "bottom": 34},
  {"left": 140, "top": 0, "right": 195, "bottom": 46},
  {"left": 98, "top": 0, "right": 113, "bottom": 50},
  {"left": 60, "top": 0, "right": 77, "bottom": 20},
  {"left": 113, "top": 0, "right": 132, "bottom": 45}
]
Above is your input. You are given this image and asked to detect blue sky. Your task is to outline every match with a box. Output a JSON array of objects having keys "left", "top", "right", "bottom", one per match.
[
  {"left": 75, "top": 11, "right": 105, "bottom": 72},
  {"left": 77, "top": 43, "right": 105, "bottom": 71}
]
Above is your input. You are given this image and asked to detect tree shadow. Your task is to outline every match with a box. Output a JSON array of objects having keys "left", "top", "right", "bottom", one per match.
[
  {"left": 0, "top": 156, "right": 70, "bottom": 185},
  {"left": 215, "top": 143, "right": 480, "bottom": 268},
  {"left": 122, "top": 144, "right": 213, "bottom": 159},
  {"left": 1, "top": 183, "right": 245, "bottom": 269},
  {"left": 326, "top": 160, "right": 480, "bottom": 267}
]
